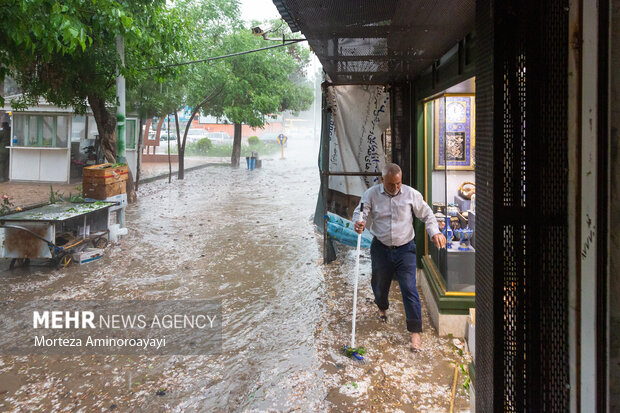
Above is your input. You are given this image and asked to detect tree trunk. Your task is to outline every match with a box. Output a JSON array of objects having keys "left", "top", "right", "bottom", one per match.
[
  {"left": 135, "top": 118, "right": 148, "bottom": 191},
  {"left": 88, "top": 95, "right": 116, "bottom": 163},
  {"left": 179, "top": 88, "right": 225, "bottom": 175},
  {"left": 88, "top": 94, "right": 137, "bottom": 202},
  {"left": 126, "top": 169, "right": 137, "bottom": 203},
  {"left": 155, "top": 117, "right": 165, "bottom": 140},
  {"left": 231, "top": 122, "right": 242, "bottom": 168},
  {"left": 174, "top": 112, "right": 184, "bottom": 180},
  {"left": 167, "top": 115, "right": 172, "bottom": 184}
]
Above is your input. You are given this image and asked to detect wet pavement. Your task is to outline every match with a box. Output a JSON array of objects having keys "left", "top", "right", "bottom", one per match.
[
  {"left": 0, "top": 157, "right": 223, "bottom": 209},
  {"left": 0, "top": 138, "right": 470, "bottom": 412},
  {"left": 139, "top": 157, "right": 228, "bottom": 180}
]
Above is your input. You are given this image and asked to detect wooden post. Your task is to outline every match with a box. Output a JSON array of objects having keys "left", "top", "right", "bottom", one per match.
[{"left": 320, "top": 85, "right": 337, "bottom": 264}]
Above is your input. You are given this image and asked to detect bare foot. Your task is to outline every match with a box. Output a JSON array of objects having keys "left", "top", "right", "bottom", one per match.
[
  {"left": 410, "top": 332, "right": 422, "bottom": 352},
  {"left": 378, "top": 309, "right": 387, "bottom": 322}
]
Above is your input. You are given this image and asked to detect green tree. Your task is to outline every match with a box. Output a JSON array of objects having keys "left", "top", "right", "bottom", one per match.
[
  {"left": 0, "top": 0, "right": 182, "bottom": 199},
  {"left": 161, "top": 0, "right": 240, "bottom": 179},
  {"left": 207, "top": 24, "right": 314, "bottom": 167},
  {"left": 127, "top": 78, "right": 186, "bottom": 186}
]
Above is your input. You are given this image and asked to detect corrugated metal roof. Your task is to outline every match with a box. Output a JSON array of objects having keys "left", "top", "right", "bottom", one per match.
[{"left": 273, "top": 0, "right": 475, "bottom": 84}]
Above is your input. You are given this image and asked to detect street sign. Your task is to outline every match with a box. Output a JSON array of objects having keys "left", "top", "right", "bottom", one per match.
[{"left": 277, "top": 134, "right": 287, "bottom": 160}]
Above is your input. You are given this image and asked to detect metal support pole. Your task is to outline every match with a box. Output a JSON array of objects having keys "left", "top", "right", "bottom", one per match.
[
  {"left": 320, "top": 86, "right": 336, "bottom": 264},
  {"left": 116, "top": 35, "right": 126, "bottom": 163},
  {"left": 326, "top": 172, "right": 382, "bottom": 177}
]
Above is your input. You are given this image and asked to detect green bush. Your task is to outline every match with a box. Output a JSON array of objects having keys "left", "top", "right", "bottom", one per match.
[
  {"left": 195, "top": 137, "right": 213, "bottom": 154},
  {"left": 248, "top": 136, "right": 260, "bottom": 145},
  {"left": 180, "top": 141, "right": 280, "bottom": 158}
]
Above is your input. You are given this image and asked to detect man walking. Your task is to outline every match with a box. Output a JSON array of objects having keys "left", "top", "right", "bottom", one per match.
[{"left": 352, "top": 163, "right": 446, "bottom": 351}]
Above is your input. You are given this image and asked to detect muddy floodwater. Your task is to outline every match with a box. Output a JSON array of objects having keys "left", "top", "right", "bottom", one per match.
[{"left": 0, "top": 138, "right": 470, "bottom": 412}]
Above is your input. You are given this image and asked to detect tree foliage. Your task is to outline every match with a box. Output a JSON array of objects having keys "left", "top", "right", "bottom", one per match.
[
  {"left": 0, "top": 0, "right": 181, "bottom": 111},
  {"left": 1, "top": 0, "right": 183, "bottom": 200},
  {"left": 1, "top": 0, "right": 314, "bottom": 175},
  {"left": 202, "top": 20, "right": 314, "bottom": 167},
  {"left": 126, "top": 0, "right": 238, "bottom": 121},
  {"left": 207, "top": 23, "right": 314, "bottom": 127}
]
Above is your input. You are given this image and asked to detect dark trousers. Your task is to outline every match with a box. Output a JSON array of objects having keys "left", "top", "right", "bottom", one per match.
[{"left": 370, "top": 237, "right": 422, "bottom": 333}]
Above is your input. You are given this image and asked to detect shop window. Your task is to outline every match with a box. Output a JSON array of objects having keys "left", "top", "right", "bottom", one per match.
[
  {"left": 56, "top": 116, "right": 68, "bottom": 148},
  {"left": 125, "top": 119, "right": 136, "bottom": 149},
  {"left": 424, "top": 94, "right": 476, "bottom": 293},
  {"left": 86, "top": 116, "right": 98, "bottom": 140},
  {"left": 28, "top": 116, "right": 39, "bottom": 145},
  {"left": 81, "top": 115, "right": 99, "bottom": 153},
  {"left": 42, "top": 116, "right": 54, "bottom": 146},
  {"left": 11, "top": 115, "right": 27, "bottom": 146},
  {"left": 72, "top": 116, "right": 99, "bottom": 162},
  {"left": 11, "top": 114, "right": 70, "bottom": 148},
  {"left": 71, "top": 115, "right": 86, "bottom": 142}
]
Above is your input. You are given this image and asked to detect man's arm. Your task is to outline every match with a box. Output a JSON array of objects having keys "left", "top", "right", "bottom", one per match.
[
  {"left": 412, "top": 190, "right": 446, "bottom": 248},
  {"left": 412, "top": 191, "right": 440, "bottom": 237}
]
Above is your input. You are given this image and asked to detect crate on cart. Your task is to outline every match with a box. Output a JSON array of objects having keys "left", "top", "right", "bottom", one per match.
[
  {"left": 83, "top": 163, "right": 128, "bottom": 200},
  {"left": 83, "top": 163, "right": 129, "bottom": 183},
  {"left": 83, "top": 181, "right": 126, "bottom": 199}
]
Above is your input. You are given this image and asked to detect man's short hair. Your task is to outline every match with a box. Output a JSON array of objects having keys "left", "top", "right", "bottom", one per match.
[{"left": 382, "top": 163, "right": 401, "bottom": 178}]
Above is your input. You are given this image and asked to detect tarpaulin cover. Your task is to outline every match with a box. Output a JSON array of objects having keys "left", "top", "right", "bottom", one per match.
[{"left": 327, "top": 85, "right": 390, "bottom": 196}]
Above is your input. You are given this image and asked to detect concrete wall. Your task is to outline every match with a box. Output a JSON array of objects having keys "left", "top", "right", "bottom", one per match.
[
  {"left": 190, "top": 119, "right": 284, "bottom": 138},
  {"left": 418, "top": 269, "right": 469, "bottom": 338}
]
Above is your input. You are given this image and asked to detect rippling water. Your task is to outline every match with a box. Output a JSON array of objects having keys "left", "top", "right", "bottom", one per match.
[
  {"left": 0, "top": 137, "right": 471, "bottom": 412},
  {"left": 0, "top": 138, "right": 328, "bottom": 411}
]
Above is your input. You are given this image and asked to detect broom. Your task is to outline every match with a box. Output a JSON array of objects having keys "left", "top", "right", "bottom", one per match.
[{"left": 342, "top": 203, "right": 366, "bottom": 363}]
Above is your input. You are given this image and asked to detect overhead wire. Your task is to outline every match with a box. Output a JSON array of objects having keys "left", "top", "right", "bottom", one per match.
[{"left": 144, "top": 38, "right": 307, "bottom": 71}]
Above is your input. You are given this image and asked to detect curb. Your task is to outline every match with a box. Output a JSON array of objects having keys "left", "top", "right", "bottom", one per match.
[
  {"left": 137, "top": 162, "right": 230, "bottom": 185},
  {"left": 1, "top": 162, "right": 231, "bottom": 214}
]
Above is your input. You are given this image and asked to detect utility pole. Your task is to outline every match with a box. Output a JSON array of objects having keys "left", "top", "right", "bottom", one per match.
[{"left": 116, "top": 35, "right": 126, "bottom": 164}]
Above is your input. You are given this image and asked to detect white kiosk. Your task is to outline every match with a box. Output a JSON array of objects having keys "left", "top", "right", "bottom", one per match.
[{"left": 3, "top": 98, "right": 138, "bottom": 183}]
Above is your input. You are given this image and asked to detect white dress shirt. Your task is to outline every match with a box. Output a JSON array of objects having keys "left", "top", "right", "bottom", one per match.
[{"left": 352, "top": 184, "right": 440, "bottom": 247}]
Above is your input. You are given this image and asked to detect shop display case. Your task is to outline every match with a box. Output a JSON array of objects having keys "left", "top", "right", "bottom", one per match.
[{"left": 424, "top": 94, "right": 476, "bottom": 293}]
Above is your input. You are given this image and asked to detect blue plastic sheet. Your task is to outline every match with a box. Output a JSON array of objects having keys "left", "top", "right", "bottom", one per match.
[{"left": 325, "top": 212, "right": 372, "bottom": 248}]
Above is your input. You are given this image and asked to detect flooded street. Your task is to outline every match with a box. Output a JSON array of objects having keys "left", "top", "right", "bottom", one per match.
[{"left": 0, "top": 138, "right": 469, "bottom": 412}]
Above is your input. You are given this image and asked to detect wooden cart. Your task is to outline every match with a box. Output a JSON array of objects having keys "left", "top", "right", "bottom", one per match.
[{"left": 0, "top": 202, "right": 116, "bottom": 269}]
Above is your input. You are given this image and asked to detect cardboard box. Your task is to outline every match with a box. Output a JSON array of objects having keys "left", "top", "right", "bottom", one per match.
[
  {"left": 83, "top": 163, "right": 129, "bottom": 184},
  {"left": 72, "top": 248, "right": 104, "bottom": 265},
  {"left": 83, "top": 180, "right": 126, "bottom": 199}
]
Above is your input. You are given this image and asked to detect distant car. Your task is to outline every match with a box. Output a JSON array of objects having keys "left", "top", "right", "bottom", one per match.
[
  {"left": 206, "top": 131, "right": 232, "bottom": 145},
  {"left": 185, "top": 128, "right": 208, "bottom": 143},
  {"left": 159, "top": 132, "right": 177, "bottom": 141},
  {"left": 158, "top": 132, "right": 177, "bottom": 151},
  {"left": 261, "top": 132, "right": 287, "bottom": 147}
]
